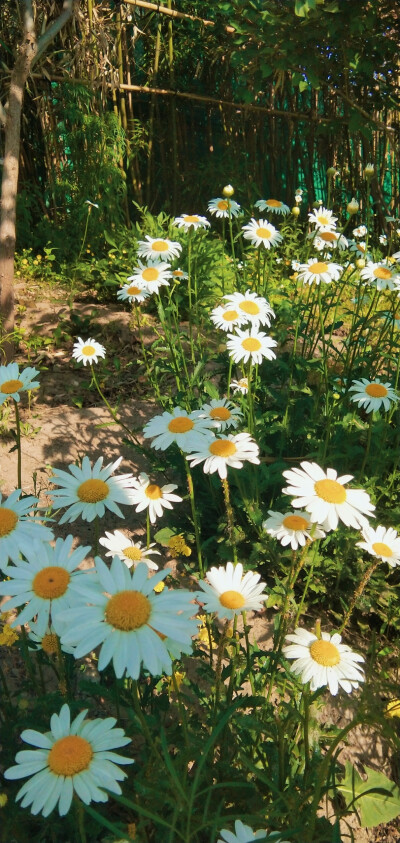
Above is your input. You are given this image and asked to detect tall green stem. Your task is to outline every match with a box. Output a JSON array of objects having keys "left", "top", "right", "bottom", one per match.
[
  {"left": 184, "top": 460, "right": 204, "bottom": 576},
  {"left": 14, "top": 399, "right": 22, "bottom": 489},
  {"left": 221, "top": 476, "right": 237, "bottom": 564}
]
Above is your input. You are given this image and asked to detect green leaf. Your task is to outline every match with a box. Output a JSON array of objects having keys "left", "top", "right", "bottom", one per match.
[
  {"left": 299, "top": 80, "right": 308, "bottom": 92},
  {"left": 154, "top": 526, "right": 176, "bottom": 545},
  {"left": 338, "top": 762, "right": 400, "bottom": 828}
]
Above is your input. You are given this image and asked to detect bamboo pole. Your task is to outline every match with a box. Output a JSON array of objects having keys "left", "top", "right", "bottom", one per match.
[{"left": 122, "top": 0, "right": 235, "bottom": 32}]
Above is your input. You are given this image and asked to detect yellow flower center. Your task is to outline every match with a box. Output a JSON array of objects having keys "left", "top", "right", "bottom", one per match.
[
  {"left": 168, "top": 416, "right": 195, "bottom": 433},
  {"left": 77, "top": 478, "right": 109, "bottom": 503},
  {"left": 314, "top": 478, "right": 347, "bottom": 504},
  {"left": 320, "top": 231, "right": 336, "bottom": 242},
  {"left": 309, "top": 639, "right": 340, "bottom": 666},
  {"left": 282, "top": 515, "right": 309, "bottom": 531},
  {"left": 222, "top": 309, "right": 239, "bottom": 321},
  {"left": 310, "top": 261, "right": 328, "bottom": 274},
  {"left": 82, "top": 345, "right": 95, "bottom": 356},
  {"left": 219, "top": 590, "right": 245, "bottom": 609},
  {"left": 209, "top": 439, "right": 237, "bottom": 457},
  {"left": 256, "top": 227, "right": 271, "bottom": 239},
  {"left": 183, "top": 215, "right": 199, "bottom": 223},
  {"left": 173, "top": 270, "right": 184, "bottom": 277},
  {"left": 266, "top": 199, "right": 281, "bottom": 207},
  {"left": 142, "top": 267, "right": 159, "bottom": 282},
  {"left": 210, "top": 407, "right": 231, "bottom": 421},
  {"left": 373, "top": 267, "right": 391, "bottom": 280},
  {"left": 358, "top": 243, "right": 366, "bottom": 252},
  {"left": 317, "top": 215, "right": 330, "bottom": 225},
  {"left": 41, "top": 633, "right": 59, "bottom": 655},
  {"left": 145, "top": 484, "right": 162, "bottom": 500},
  {"left": 127, "top": 285, "right": 142, "bottom": 296},
  {"left": 48, "top": 735, "right": 93, "bottom": 776},
  {"left": 238, "top": 379, "right": 248, "bottom": 388},
  {"left": 32, "top": 567, "right": 70, "bottom": 600},
  {"left": 217, "top": 200, "right": 229, "bottom": 211},
  {"left": 242, "top": 337, "right": 262, "bottom": 352},
  {"left": 239, "top": 300, "right": 260, "bottom": 315},
  {"left": 0, "top": 507, "right": 18, "bottom": 537},
  {"left": 365, "top": 383, "right": 388, "bottom": 398},
  {"left": 372, "top": 541, "right": 393, "bottom": 558},
  {"left": 0, "top": 379, "right": 23, "bottom": 394},
  {"left": 152, "top": 240, "right": 169, "bottom": 252},
  {"left": 123, "top": 546, "right": 143, "bottom": 561},
  {"left": 105, "top": 590, "right": 151, "bottom": 630}
]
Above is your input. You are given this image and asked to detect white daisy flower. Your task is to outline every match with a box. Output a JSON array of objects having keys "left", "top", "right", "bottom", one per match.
[
  {"left": 226, "top": 328, "right": 277, "bottom": 365},
  {"left": 49, "top": 455, "right": 136, "bottom": 524},
  {"left": 173, "top": 214, "right": 210, "bottom": 230},
  {"left": 127, "top": 259, "right": 172, "bottom": 295},
  {"left": 28, "top": 622, "right": 76, "bottom": 656},
  {"left": 296, "top": 259, "right": 343, "bottom": 286},
  {"left": 254, "top": 198, "right": 290, "bottom": 216},
  {"left": 4, "top": 703, "right": 133, "bottom": 816},
  {"left": 230, "top": 377, "right": 248, "bottom": 394},
  {"left": 129, "top": 472, "right": 182, "bottom": 524},
  {"left": 0, "top": 363, "right": 40, "bottom": 404},
  {"left": 379, "top": 234, "right": 388, "bottom": 245},
  {"left": 393, "top": 250, "right": 400, "bottom": 262},
  {"left": 223, "top": 290, "right": 275, "bottom": 328},
  {"left": 0, "top": 536, "right": 92, "bottom": 636},
  {"left": 282, "top": 461, "right": 375, "bottom": 532},
  {"left": 210, "top": 304, "right": 244, "bottom": 332},
  {"left": 291, "top": 260, "right": 301, "bottom": 272},
  {"left": 360, "top": 262, "right": 400, "bottom": 291},
  {"left": 99, "top": 530, "right": 160, "bottom": 570},
  {"left": 117, "top": 283, "right": 152, "bottom": 303},
  {"left": 348, "top": 378, "right": 398, "bottom": 413},
  {"left": 348, "top": 240, "right": 368, "bottom": 258},
  {"left": 283, "top": 626, "right": 365, "bottom": 696},
  {"left": 143, "top": 407, "right": 214, "bottom": 453},
  {"left": 0, "top": 490, "right": 54, "bottom": 571},
  {"left": 136, "top": 236, "right": 182, "bottom": 262},
  {"left": 353, "top": 225, "right": 368, "bottom": 238},
  {"left": 262, "top": 510, "right": 325, "bottom": 550},
  {"left": 308, "top": 207, "right": 337, "bottom": 229},
  {"left": 199, "top": 398, "right": 243, "bottom": 431},
  {"left": 218, "top": 820, "right": 290, "bottom": 843},
  {"left": 208, "top": 198, "right": 241, "bottom": 218},
  {"left": 310, "top": 230, "right": 348, "bottom": 251},
  {"left": 59, "top": 557, "right": 198, "bottom": 679},
  {"left": 356, "top": 524, "right": 400, "bottom": 567},
  {"left": 171, "top": 267, "right": 189, "bottom": 281},
  {"left": 294, "top": 191, "right": 303, "bottom": 204},
  {"left": 242, "top": 218, "right": 283, "bottom": 249},
  {"left": 197, "top": 561, "right": 267, "bottom": 620},
  {"left": 186, "top": 431, "right": 260, "bottom": 480},
  {"left": 72, "top": 337, "right": 105, "bottom": 366}
]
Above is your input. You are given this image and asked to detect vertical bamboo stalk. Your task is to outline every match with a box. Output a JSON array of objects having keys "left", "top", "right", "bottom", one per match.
[
  {"left": 146, "top": 20, "right": 162, "bottom": 206},
  {"left": 167, "top": 0, "right": 178, "bottom": 214}
]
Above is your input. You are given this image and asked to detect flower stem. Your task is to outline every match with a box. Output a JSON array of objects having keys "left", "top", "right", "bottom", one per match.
[
  {"left": 221, "top": 476, "right": 237, "bottom": 564},
  {"left": 13, "top": 399, "right": 22, "bottom": 489},
  {"left": 90, "top": 366, "right": 141, "bottom": 446},
  {"left": 184, "top": 460, "right": 204, "bottom": 576},
  {"left": 340, "top": 557, "right": 380, "bottom": 634}
]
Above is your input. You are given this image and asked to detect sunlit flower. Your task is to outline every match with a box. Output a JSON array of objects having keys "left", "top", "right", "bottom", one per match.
[
  {"left": 230, "top": 377, "right": 248, "bottom": 394},
  {"left": 186, "top": 431, "right": 259, "bottom": 479},
  {"left": 348, "top": 240, "right": 368, "bottom": 258},
  {"left": 0, "top": 490, "right": 53, "bottom": 571},
  {"left": 311, "top": 231, "right": 348, "bottom": 251},
  {"left": 262, "top": 510, "right": 325, "bottom": 550},
  {"left": 0, "top": 363, "right": 40, "bottom": 404},
  {"left": 85, "top": 200, "right": 99, "bottom": 209},
  {"left": 0, "top": 536, "right": 92, "bottom": 636},
  {"left": 199, "top": 397, "right": 242, "bottom": 431},
  {"left": 308, "top": 207, "right": 337, "bottom": 230},
  {"left": 72, "top": 337, "right": 105, "bottom": 366},
  {"left": 379, "top": 234, "right": 388, "bottom": 245},
  {"left": 348, "top": 378, "right": 398, "bottom": 414},
  {"left": 208, "top": 198, "right": 241, "bottom": 218},
  {"left": 143, "top": 407, "right": 214, "bottom": 452},
  {"left": 128, "top": 260, "right": 172, "bottom": 295},
  {"left": 356, "top": 524, "right": 400, "bottom": 567},
  {"left": 283, "top": 627, "right": 364, "bottom": 695},
  {"left": 296, "top": 259, "right": 342, "bottom": 286},
  {"left": 60, "top": 558, "right": 198, "bottom": 679},
  {"left": 197, "top": 561, "right": 267, "bottom": 620},
  {"left": 223, "top": 290, "right": 275, "bottom": 328},
  {"left": 117, "top": 283, "right": 152, "bottom": 304},
  {"left": 171, "top": 268, "right": 189, "bottom": 281},
  {"left": 0, "top": 613, "right": 19, "bottom": 646},
  {"left": 129, "top": 472, "right": 182, "bottom": 524},
  {"left": 218, "top": 820, "right": 290, "bottom": 843},
  {"left": 49, "top": 455, "right": 136, "bottom": 524},
  {"left": 386, "top": 700, "right": 400, "bottom": 718},
  {"left": 99, "top": 530, "right": 160, "bottom": 570},
  {"left": 227, "top": 328, "right": 277, "bottom": 365},
  {"left": 4, "top": 703, "right": 133, "bottom": 816},
  {"left": 210, "top": 304, "right": 244, "bottom": 332},
  {"left": 360, "top": 262, "right": 400, "bottom": 291},
  {"left": 137, "top": 236, "right": 182, "bottom": 262},
  {"left": 168, "top": 534, "right": 191, "bottom": 557},
  {"left": 254, "top": 199, "right": 290, "bottom": 216},
  {"left": 242, "top": 218, "right": 283, "bottom": 249},
  {"left": 173, "top": 214, "right": 210, "bottom": 230},
  {"left": 353, "top": 225, "right": 367, "bottom": 238},
  {"left": 282, "top": 460, "right": 375, "bottom": 531}
]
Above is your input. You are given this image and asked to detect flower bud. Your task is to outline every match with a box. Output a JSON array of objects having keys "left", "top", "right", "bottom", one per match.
[
  {"left": 312, "top": 200, "right": 323, "bottom": 209},
  {"left": 363, "top": 163, "right": 374, "bottom": 179},
  {"left": 347, "top": 198, "right": 359, "bottom": 215},
  {"left": 356, "top": 258, "right": 366, "bottom": 269},
  {"left": 222, "top": 184, "right": 234, "bottom": 197},
  {"left": 327, "top": 166, "right": 337, "bottom": 177},
  {"left": 291, "top": 206, "right": 300, "bottom": 217}
]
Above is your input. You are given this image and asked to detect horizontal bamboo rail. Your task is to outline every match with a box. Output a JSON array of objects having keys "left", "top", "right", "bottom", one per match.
[{"left": 122, "top": 0, "right": 235, "bottom": 32}]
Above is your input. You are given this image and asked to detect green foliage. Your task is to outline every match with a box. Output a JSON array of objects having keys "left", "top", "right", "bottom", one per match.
[{"left": 338, "top": 762, "right": 400, "bottom": 828}]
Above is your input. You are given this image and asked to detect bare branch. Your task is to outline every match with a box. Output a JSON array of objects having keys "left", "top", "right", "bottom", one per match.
[{"left": 33, "top": 0, "right": 74, "bottom": 68}]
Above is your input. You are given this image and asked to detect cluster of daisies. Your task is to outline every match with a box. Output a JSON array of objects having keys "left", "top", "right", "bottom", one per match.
[{"left": 211, "top": 289, "right": 277, "bottom": 368}]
